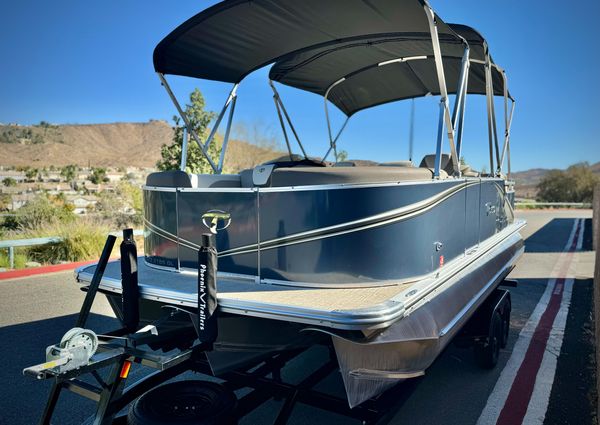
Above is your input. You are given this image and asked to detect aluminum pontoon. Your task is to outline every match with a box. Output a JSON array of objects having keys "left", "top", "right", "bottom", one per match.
[{"left": 76, "top": 0, "right": 524, "bottom": 408}]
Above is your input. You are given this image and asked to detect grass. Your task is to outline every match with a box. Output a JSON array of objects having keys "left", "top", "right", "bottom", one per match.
[
  {"left": 23, "top": 219, "right": 114, "bottom": 264},
  {"left": 0, "top": 249, "right": 27, "bottom": 269}
]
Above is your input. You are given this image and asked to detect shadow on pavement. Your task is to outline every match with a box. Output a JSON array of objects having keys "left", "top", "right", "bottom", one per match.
[{"left": 525, "top": 218, "right": 592, "bottom": 253}]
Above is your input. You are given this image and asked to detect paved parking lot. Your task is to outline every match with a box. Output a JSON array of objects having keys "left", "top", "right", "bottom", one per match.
[{"left": 0, "top": 210, "right": 595, "bottom": 424}]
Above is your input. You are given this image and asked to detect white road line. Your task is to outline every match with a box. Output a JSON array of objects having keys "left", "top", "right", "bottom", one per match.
[
  {"left": 477, "top": 218, "right": 582, "bottom": 425},
  {"left": 522, "top": 223, "right": 584, "bottom": 424}
]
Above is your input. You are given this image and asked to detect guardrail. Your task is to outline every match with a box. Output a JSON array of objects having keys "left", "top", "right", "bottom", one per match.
[
  {"left": 515, "top": 201, "right": 592, "bottom": 208},
  {"left": 0, "top": 229, "right": 143, "bottom": 270}
]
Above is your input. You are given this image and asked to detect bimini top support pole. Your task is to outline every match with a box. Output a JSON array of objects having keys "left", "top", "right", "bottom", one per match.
[
  {"left": 409, "top": 99, "right": 415, "bottom": 162},
  {"left": 483, "top": 52, "right": 495, "bottom": 176},
  {"left": 218, "top": 92, "right": 238, "bottom": 173},
  {"left": 486, "top": 63, "right": 501, "bottom": 176},
  {"left": 455, "top": 63, "right": 470, "bottom": 159},
  {"left": 180, "top": 127, "right": 188, "bottom": 171},
  {"left": 322, "top": 116, "right": 350, "bottom": 162},
  {"left": 269, "top": 80, "right": 308, "bottom": 159},
  {"left": 273, "top": 92, "right": 294, "bottom": 160},
  {"left": 204, "top": 83, "right": 239, "bottom": 173},
  {"left": 498, "top": 70, "right": 514, "bottom": 176},
  {"left": 321, "top": 55, "right": 428, "bottom": 163},
  {"left": 158, "top": 73, "right": 218, "bottom": 173},
  {"left": 423, "top": 2, "right": 461, "bottom": 178},
  {"left": 323, "top": 77, "right": 349, "bottom": 162},
  {"left": 452, "top": 45, "right": 470, "bottom": 160}
]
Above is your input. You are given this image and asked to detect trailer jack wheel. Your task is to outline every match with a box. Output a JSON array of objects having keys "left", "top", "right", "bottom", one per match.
[
  {"left": 474, "top": 311, "right": 502, "bottom": 369},
  {"left": 127, "top": 380, "right": 237, "bottom": 425}
]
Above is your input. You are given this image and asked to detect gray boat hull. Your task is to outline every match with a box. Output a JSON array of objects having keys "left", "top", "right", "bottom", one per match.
[
  {"left": 76, "top": 175, "right": 524, "bottom": 407},
  {"left": 144, "top": 177, "right": 514, "bottom": 287}
]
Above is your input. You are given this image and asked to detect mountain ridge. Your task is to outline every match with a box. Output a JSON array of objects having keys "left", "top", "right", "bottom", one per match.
[{"left": 0, "top": 120, "right": 280, "bottom": 171}]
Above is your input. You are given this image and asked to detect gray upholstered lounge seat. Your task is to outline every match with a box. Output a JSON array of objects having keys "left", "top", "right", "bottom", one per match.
[
  {"left": 241, "top": 166, "right": 440, "bottom": 187},
  {"left": 146, "top": 170, "right": 192, "bottom": 188},
  {"left": 418, "top": 154, "right": 479, "bottom": 177},
  {"left": 146, "top": 170, "right": 243, "bottom": 188}
]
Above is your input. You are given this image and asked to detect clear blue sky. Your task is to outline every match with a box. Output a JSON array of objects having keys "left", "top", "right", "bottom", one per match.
[{"left": 1, "top": 1, "right": 598, "bottom": 172}]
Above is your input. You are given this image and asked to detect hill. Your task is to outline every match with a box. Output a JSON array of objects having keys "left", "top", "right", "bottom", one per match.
[
  {"left": 511, "top": 162, "right": 600, "bottom": 199},
  {"left": 0, "top": 121, "right": 281, "bottom": 171}
]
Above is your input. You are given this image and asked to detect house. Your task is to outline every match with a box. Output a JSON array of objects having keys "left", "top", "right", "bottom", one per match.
[{"left": 67, "top": 195, "right": 98, "bottom": 215}]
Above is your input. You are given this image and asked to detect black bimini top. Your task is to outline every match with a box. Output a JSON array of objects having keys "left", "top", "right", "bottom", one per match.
[
  {"left": 153, "top": 0, "right": 459, "bottom": 83},
  {"left": 153, "top": 0, "right": 510, "bottom": 117},
  {"left": 269, "top": 24, "right": 509, "bottom": 116}
]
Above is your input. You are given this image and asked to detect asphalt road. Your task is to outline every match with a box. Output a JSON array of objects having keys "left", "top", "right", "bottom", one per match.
[{"left": 0, "top": 210, "right": 595, "bottom": 425}]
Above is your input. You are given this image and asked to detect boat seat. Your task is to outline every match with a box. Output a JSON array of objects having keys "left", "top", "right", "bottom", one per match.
[
  {"left": 333, "top": 160, "right": 378, "bottom": 167},
  {"left": 378, "top": 160, "right": 414, "bottom": 167},
  {"left": 460, "top": 165, "right": 479, "bottom": 177},
  {"left": 420, "top": 153, "right": 463, "bottom": 175},
  {"left": 146, "top": 170, "right": 243, "bottom": 188},
  {"left": 189, "top": 174, "right": 241, "bottom": 188},
  {"left": 146, "top": 170, "right": 192, "bottom": 188},
  {"left": 240, "top": 166, "right": 440, "bottom": 187}
]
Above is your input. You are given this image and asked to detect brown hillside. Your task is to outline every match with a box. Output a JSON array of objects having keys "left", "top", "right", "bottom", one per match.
[{"left": 0, "top": 121, "right": 281, "bottom": 171}]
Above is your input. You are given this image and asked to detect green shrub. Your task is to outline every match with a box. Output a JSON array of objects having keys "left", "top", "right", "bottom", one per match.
[
  {"left": 25, "top": 220, "right": 113, "bottom": 264},
  {"left": 13, "top": 195, "right": 74, "bottom": 230}
]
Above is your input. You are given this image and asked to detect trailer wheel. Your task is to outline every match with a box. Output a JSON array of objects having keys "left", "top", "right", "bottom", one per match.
[
  {"left": 474, "top": 311, "right": 502, "bottom": 369},
  {"left": 500, "top": 309, "right": 510, "bottom": 349},
  {"left": 127, "top": 381, "right": 237, "bottom": 425}
]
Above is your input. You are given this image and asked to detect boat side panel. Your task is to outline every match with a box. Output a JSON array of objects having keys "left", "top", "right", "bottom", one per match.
[
  {"left": 479, "top": 178, "right": 508, "bottom": 241},
  {"left": 144, "top": 189, "right": 179, "bottom": 268},
  {"left": 258, "top": 181, "right": 460, "bottom": 237},
  {"left": 258, "top": 181, "right": 466, "bottom": 283},
  {"left": 465, "top": 178, "right": 481, "bottom": 248},
  {"left": 177, "top": 191, "right": 259, "bottom": 273}
]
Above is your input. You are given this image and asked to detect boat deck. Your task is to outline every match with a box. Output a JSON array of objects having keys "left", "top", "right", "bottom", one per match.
[{"left": 76, "top": 260, "right": 409, "bottom": 330}]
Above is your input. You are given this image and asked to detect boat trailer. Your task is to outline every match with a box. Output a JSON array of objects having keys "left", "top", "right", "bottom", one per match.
[{"left": 23, "top": 230, "right": 515, "bottom": 424}]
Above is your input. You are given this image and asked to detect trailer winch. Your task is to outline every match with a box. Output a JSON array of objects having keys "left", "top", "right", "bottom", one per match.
[{"left": 24, "top": 327, "right": 99, "bottom": 379}]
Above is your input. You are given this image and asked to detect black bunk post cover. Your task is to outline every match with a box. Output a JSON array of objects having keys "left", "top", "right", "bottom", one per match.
[
  {"left": 120, "top": 228, "right": 140, "bottom": 331},
  {"left": 197, "top": 233, "right": 218, "bottom": 344}
]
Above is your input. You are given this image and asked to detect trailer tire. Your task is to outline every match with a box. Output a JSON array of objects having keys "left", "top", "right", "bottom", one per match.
[
  {"left": 474, "top": 311, "right": 502, "bottom": 369},
  {"left": 127, "top": 381, "right": 237, "bottom": 425},
  {"left": 500, "top": 309, "right": 510, "bottom": 349}
]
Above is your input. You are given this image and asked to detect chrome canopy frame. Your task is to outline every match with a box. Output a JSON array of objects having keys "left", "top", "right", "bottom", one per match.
[
  {"left": 158, "top": 73, "right": 238, "bottom": 174},
  {"left": 157, "top": 1, "right": 513, "bottom": 177},
  {"left": 268, "top": 80, "right": 309, "bottom": 160}
]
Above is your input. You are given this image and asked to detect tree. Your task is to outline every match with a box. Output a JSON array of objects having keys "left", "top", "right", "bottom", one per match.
[
  {"left": 88, "top": 167, "right": 109, "bottom": 184},
  {"left": 61, "top": 164, "right": 78, "bottom": 189},
  {"left": 335, "top": 150, "right": 349, "bottom": 162},
  {"left": 537, "top": 162, "right": 599, "bottom": 203},
  {"left": 61, "top": 164, "right": 77, "bottom": 182},
  {"left": 2, "top": 177, "right": 16, "bottom": 187},
  {"left": 25, "top": 168, "right": 38, "bottom": 182},
  {"left": 156, "top": 88, "right": 220, "bottom": 174}
]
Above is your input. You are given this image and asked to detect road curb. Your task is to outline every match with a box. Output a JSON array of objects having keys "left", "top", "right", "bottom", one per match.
[{"left": 0, "top": 259, "right": 107, "bottom": 280}]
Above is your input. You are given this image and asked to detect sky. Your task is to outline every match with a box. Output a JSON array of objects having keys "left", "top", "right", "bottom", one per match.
[{"left": 1, "top": 0, "right": 599, "bottom": 172}]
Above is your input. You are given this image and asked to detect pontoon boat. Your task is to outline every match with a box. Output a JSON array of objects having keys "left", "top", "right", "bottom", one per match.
[{"left": 77, "top": 0, "right": 524, "bottom": 407}]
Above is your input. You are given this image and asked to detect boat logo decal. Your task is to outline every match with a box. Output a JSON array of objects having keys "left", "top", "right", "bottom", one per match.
[{"left": 201, "top": 210, "right": 232, "bottom": 234}]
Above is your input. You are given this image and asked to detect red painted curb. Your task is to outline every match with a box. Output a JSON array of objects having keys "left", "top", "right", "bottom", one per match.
[{"left": 0, "top": 259, "right": 113, "bottom": 280}]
